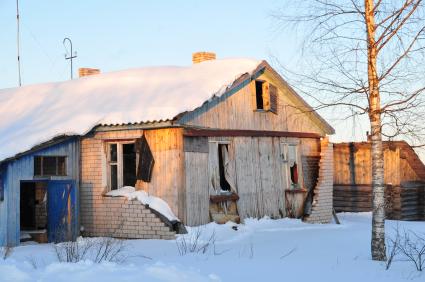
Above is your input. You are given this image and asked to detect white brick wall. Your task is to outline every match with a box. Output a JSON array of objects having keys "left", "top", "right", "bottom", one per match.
[{"left": 304, "top": 138, "right": 334, "bottom": 224}]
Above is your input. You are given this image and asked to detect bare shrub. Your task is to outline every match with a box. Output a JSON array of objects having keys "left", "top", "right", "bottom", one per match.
[
  {"left": 54, "top": 237, "right": 127, "bottom": 263},
  {"left": 176, "top": 228, "right": 217, "bottom": 256},
  {"left": 1, "top": 246, "right": 13, "bottom": 260},
  {"left": 54, "top": 238, "right": 94, "bottom": 263},
  {"left": 398, "top": 230, "right": 425, "bottom": 271},
  {"left": 386, "top": 226, "right": 401, "bottom": 270},
  {"left": 385, "top": 227, "right": 425, "bottom": 272},
  {"left": 92, "top": 237, "right": 127, "bottom": 263}
]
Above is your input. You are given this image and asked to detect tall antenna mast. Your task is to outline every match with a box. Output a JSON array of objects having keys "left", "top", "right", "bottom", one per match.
[
  {"left": 16, "top": 0, "right": 22, "bottom": 86},
  {"left": 63, "top": 37, "right": 77, "bottom": 79}
]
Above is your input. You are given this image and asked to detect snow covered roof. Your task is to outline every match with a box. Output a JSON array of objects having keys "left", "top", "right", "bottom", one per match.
[{"left": 0, "top": 58, "right": 261, "bottom": 161}]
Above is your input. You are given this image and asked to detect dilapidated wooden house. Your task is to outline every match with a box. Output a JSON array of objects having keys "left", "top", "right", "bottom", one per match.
[
  {"left": 333, "top": 141, "right": 425, "bottom": 220},
  {"left": 0, "top": 52, "right": 335, "bottom": 247}
]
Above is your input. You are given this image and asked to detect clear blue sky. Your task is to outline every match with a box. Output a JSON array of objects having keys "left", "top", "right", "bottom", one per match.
[{"left": 0, "top": 0, "right": 295, "bottom": 88}]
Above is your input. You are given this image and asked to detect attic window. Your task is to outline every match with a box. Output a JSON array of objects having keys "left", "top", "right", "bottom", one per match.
[
  {"left": 254, "top": 80, "right": 278, "bottom": 114},
  {"left": 255, "top": 81, "right": 264, "bottom": 110},
  {"left": 34, "top": 156, "right": 67, "bottom": 176}
]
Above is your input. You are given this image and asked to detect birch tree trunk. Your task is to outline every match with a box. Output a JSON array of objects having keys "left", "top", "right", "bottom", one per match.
[{"left": 365, "top": 0, "right": 386, "bottom": 261}]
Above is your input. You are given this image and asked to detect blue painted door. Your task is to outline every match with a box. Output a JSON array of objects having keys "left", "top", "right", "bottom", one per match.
[{"left": 47, "top": 180, "right": 77, "bottom": 243}]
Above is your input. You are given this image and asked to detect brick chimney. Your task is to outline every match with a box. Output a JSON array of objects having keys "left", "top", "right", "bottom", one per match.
[
  {"left": 192, "top": 52, "right": 216, "bottom": 64},
  {"left": 79, "top": 68, "right": 100, "bottom": 78}
]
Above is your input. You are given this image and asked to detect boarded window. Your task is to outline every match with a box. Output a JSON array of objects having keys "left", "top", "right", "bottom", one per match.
[
  {"left": 34, "top": 156, "right": 67, "bottom": 176},
  {"left": 136, "top": 135, "right": 155, "bottom": 182},
  {"left": 184, "top": 136, "right": 209, "bottom": 153}
]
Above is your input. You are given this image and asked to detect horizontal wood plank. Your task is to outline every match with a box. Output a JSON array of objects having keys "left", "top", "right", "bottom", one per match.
[{"left": 183, "top": 128, "right": 321, "bottom": 139}]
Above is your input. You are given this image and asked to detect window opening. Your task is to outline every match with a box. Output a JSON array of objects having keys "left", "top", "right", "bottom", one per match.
[
  {"left": 255, "top": 80, "right": 264, "bottom": 110},
  {"left": 123, "top": 143, "right": 136, "bottom": 187},
  {"left": 218, "top": 144, "right": 231, "bottom": 191},
  {"left": 34, "top": 156, "right": 67, "bottom": 176}
]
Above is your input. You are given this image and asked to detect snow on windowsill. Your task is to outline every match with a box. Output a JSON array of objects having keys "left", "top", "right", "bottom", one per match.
[{"left": 105, "top": 186, "right": 179, "bottom": 222}]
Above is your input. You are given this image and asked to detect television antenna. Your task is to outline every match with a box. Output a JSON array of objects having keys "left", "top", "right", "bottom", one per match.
[{"left": 63, "top": 37, "right": 77, "bottom": 79}]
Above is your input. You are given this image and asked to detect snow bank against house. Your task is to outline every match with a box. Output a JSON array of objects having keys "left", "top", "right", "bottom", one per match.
[
  {"left": 106, "top": 186, "right": 179, "bottom": 222},
  {"left": 0, "top": 58, "right": 260, "bottom": 161}
]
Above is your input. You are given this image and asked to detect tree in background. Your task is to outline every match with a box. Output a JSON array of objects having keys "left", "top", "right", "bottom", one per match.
[{"left": 274, "top": 0, "right": 425, "bottom": 261}]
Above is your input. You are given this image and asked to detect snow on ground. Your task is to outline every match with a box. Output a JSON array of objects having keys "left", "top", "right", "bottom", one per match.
[
  {"left": 0, "top": 58, "right": 260, "bottom": 161},
  {"left": 1, "top": 213, "right": 425, "bottom": 282},
  {"left": 106, "top": 186, "right": 179, "bottom": 222}
]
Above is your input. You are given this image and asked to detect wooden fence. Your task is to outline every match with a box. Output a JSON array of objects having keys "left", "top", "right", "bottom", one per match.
[{"left": 333, "top": 182, "right": 425, "bottom": 221}]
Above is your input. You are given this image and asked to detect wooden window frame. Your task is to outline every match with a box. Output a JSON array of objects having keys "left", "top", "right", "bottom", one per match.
[
  {"left": 281, "top": 143, "right": 304, "bottom": 190},
  {"left": 34, "top": 156, "right": 67, "bottom": 177},
  {"left": 253, "top": 80, "right": 278, "bottom": 114},
  {"left": 106, "top": 141, "right": 136, "bottom": 191},
  {"left": 208, "top": 140, "right": 231, "bottom": 194}
]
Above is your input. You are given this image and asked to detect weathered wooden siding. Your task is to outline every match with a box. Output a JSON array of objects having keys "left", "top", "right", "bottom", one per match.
[
  {"left": 234, "top": 137, "right": 285, "bottom": 219},
  {"left": 333, "top": 143, "right": 412, "bottom": 185},
  {"left": 401, "top": 158, "right": 421, "bottom": 183},
  {"left": 136, "top": 128, "right": 185, "bottom": 218},
  {"left": 184, "top": 152, "right": 209, "bottom": 225},
  {"left": 180, "top": 70, "right": 326, "bottom": 135},
  {"left": 0, "top": 138, "right": 80, "bottom": 246},
  {"left": 183, "top": 136, "right": 321, "bottom": 225},
  {"left": 334, "top": 183, "right": 425, "bottom": 221}
]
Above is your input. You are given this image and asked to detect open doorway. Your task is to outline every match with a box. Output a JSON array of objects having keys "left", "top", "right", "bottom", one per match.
[{"left": 20, "top": 181, "right": 48, "bottom": 243}]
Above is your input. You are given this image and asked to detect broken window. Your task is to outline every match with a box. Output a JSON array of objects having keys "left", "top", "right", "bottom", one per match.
[
  {"left": 106, "top": 137, "right": 153, "bottom": 190},
  {"left": 281, "top": 143, "right": 302, "bottom": 189},
  {"left": 123, "top": 143, "right": 136, "bottom": 186},
  {"left": 34, "top": 156, "right": 67, "bottom": 177},
  {"left": 218, "top": 144, "right": 231, "bottom": 191},
  {"left": 209, "top": 142, "right": 236, "bottom": 194},
  {"left": 288, "top": 145, "right": 299, "bottom": 186},
  {"left": 107, "top": 142, "right": 137, "bottom": 190}
]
